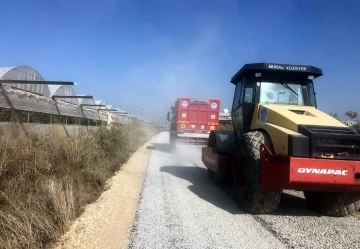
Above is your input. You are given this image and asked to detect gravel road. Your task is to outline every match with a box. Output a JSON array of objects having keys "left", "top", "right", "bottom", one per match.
[{"left": 127, "top": 132, "right": 360, "bottom": 249}]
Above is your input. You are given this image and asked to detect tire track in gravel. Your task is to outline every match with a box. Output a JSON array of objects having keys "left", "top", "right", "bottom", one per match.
[
  {"left": 191, "top": 156, "right": 360, "bottom": 249},
  {"left": 126, "top": 132, "right": 287, "bottom": 249},
  {"left": 190, "top": 161, "right": 290, "bottom": 248},
  {"left": 161, "top": 172, "right": 187, "bottom": 247}
]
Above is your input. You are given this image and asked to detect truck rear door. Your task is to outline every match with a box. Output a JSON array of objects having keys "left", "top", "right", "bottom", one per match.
[
  {"left": 177, "top": 98, "right": 189, "bottom": 130},
  {"left": 207, "top": 99, "right": 220, "bottom": 131},
  {"left": 177, "top": 98, "right": 220, "bottom": 132}
]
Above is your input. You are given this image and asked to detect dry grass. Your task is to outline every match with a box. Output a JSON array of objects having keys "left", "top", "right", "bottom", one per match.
[{"left": 0, "top": 123, "right": 159, "bottom": 249}]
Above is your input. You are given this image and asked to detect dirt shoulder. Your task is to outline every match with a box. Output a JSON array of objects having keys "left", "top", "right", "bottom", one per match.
[{"left": 53, "top": 136, "right": 156, "bottom": 249}]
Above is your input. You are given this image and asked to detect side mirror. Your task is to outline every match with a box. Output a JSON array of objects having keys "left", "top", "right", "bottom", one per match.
[{"left": 167, "top": 112, "right": 172, "bottom": 121}]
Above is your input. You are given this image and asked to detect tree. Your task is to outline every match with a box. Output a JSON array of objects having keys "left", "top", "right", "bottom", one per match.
[
  {"left": 345, "top": 110, "right": 359, "bottom": 120},
  {"left": 329, "top": 112, "right": 340, "bottom": 120},
  {"left": 344, "top": 110, "right": 360, "bottom": 133},
  {"left": 353, "top": 122, "right": 360, "bottom": 132}
]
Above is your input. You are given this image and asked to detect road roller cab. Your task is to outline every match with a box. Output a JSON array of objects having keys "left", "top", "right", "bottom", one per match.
[{"left": 202, "top": 62, "right": 360, "bottom": 217}]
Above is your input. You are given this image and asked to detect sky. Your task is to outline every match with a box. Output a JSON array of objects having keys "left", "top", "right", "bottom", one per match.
[{"left": 0, "top": 0, "right": 359, "bottom": 124}]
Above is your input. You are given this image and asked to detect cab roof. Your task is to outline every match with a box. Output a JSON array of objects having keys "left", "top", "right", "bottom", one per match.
[{"left": 230, "top": 63, "right": 323, "bottom": 84}]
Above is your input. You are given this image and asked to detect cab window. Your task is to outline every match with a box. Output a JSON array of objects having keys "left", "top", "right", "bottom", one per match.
[
  {"left": 307, "top": 81, "right": 317, "bottom": 107},
  {"left": 232, "top": 80, "right": 243, "bottom": 111},
  {"left": 242, "top": 84, "right": 254, "bottom": 103}
]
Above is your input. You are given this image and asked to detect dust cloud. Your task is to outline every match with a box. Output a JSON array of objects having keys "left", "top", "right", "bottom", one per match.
[{"left": 114, "top": 24, "right": 236, "bottom": 125}]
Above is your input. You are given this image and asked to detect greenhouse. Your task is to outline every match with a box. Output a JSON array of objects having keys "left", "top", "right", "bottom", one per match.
[
  {"left": 0, "top": 66, "right": 50, "bottom": 96},
  {"left": 0, "top": 65, "right": 134, "bottom": 133}
]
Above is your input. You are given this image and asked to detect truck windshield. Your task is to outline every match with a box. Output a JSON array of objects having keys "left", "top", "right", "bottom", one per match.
[{"left": 260, "top": 81, "right": 306, "bottom": 105}]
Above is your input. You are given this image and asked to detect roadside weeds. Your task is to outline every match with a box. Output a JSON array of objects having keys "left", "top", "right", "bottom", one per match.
[{"left": 0, "top": 124, "right": 159, "bottom": 249}]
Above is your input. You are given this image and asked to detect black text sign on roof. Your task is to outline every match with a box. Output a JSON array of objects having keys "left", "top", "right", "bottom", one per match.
[
  {"left": 190, "top": 99, "right": 209, "bottom": 105},
  {"left": 267, "top": 64, "right": 308, "bottom": 72}
]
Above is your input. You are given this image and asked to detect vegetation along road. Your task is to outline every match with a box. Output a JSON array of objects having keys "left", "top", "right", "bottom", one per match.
[{"left": 56, "top": 132, "right": 360, "bottom": 249}]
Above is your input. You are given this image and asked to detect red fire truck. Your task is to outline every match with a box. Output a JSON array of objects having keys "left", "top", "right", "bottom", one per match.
[{"left": 167, "top": 97, "right": 220, "bottom": 147}]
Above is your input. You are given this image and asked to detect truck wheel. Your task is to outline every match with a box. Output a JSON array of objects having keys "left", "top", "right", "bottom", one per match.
[
  {"left": 233, "top": 130, "right": 282, "bottom": 214},
  {"left": 303, "top": 191, "right": 360, "bottom": 217}
]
